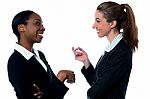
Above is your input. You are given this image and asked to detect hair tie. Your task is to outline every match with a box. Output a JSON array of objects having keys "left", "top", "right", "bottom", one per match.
[{"left": 121, "top": 4, "right": 126, "bottom": 12}]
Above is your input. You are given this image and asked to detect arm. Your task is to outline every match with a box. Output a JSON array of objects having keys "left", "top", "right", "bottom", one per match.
[
  {"left": 7, "top": 55, "right": 36, "bottom": 99},
  {"left": 87, "top": 50, "right": 132, "bottom": 99},
  {"left": 38, "top": 51, "right": 70, "bottom": 98},
  {"left": 72, "top": 47, "right": 91, "bottom": 69},
  {"left": 33, "top": 70, "right": 75, "bottom": 98},
  {"left": 81, "top": 63, "right": 95, "bottom": 86},
  {"left": 72, "top": 47, "right": 95, "bottom": 85}
]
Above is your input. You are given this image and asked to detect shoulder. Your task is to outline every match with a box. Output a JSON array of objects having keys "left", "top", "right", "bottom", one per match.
[
  {"left": 107, "top": 39, "right": 132, "bottom": 63},
  {"left": 104, "top": 40, "right": 133, "bottom": 68},
  {"left": 7, "top": 50, "right": 27, "bottom": 67},
  {"left": 112, "top": 39, "right": 132, "bottom": 55},
  {"left": 8, "top": 50, "right": 24, "bottom": 62}
]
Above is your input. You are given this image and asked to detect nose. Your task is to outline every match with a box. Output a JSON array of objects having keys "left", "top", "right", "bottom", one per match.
[
  {"left": 41, "top": 25, "right": 45, "bottom": 31},
  {"left": 92, "top": 22, "right": 96, "bottom": 29}
]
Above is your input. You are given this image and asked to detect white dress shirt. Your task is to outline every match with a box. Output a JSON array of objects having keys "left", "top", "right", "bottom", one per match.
[
  {"left": 14, "top": 43, "right": 47, "bottom": 72},
  {"left": 104, "top": 33, "right": 123, "bottom": 53}
]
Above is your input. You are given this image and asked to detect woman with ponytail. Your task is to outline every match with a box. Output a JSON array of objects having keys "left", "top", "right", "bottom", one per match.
[{"left": 72, "top": 1, "right": 138, "bottom": 99}]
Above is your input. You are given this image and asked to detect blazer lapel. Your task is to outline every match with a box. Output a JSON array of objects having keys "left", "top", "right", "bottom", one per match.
[
  {"left": 95, "top": 52, "right": 109, "bottom": 69},
  {"left": 38, "top": 51, "right": 53, "bottom": 83}
]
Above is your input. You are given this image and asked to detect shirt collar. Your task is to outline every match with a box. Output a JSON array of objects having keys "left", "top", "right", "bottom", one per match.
[
  {"left": 104, "top": 33, "right": 123, "bottom": 52},
  {"left": 14, "top": 43, "right": 39, "bottom": 60}
]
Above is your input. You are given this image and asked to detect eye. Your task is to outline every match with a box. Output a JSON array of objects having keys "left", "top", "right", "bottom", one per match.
[
  {"left": 96, "top": 20, "right": 100, "bottom": 23},
  {"left": 95, "top": 18, "right": 101, "bottom": 23},
  {"left": 35, "top": 21, "right": 41, "bottom": 26}
]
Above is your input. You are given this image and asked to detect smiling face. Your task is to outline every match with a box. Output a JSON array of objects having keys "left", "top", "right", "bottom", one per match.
[
  {"left": 19, "top": 13, "right": 45, "bottom": 44},
  {"left": 92, "top": 10, "right": 112, "bottom": 38}
]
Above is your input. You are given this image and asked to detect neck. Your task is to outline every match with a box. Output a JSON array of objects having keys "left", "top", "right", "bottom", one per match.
[
  {"left": 18, "top": 40, "right": 33, "bottom": 52},
  {"left": 107, "top": 29, "right": 119, "bottom": 43}
]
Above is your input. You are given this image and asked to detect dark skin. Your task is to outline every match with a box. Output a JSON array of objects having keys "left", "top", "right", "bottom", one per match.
[
  {"left": 33, "top": 70, "right": 75, "bottom": 98},
  {"left": 18, "top": 12, "right": 75, "bottom": 98},
  {"left": 33, "top": 84, "right": 43, "bottom": 98}
]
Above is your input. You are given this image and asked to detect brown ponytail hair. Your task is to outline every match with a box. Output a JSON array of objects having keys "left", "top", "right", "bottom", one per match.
[{"left": 97, "top": 1, "right": 138, "bottom": 52}]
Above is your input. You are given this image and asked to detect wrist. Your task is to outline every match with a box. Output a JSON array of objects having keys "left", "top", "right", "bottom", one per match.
[
  {"left": 84, "top": 59, "right": 90, "bottom": 69},
  {"left": 57, "top": 70, "right": 67, "bottom": 83}
]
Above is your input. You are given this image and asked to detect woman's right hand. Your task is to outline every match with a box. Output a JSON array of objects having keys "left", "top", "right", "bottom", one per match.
[
  {"left": 57, "top": 70, "right": 75, "bottom": 83},
  {"left": 33, "top": 84, "right": 43, "bottom": 99},
  {"left": 72, "top": 47, "right": 90, "bottom": 68}
]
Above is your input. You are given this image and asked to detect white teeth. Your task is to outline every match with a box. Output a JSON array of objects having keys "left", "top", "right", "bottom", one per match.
[
  {"left": 38, "top": 34, "right": 43, "bottom": 38},
  {"left": 38, "top": 34, "right": 43, "bottom": 36}
]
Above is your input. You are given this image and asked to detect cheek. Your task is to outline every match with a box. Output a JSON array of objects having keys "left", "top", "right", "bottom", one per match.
[
  {"left": 100, "top": 23, "right": 110, "bottom": 31},
  {"left": 32, "top": 27, "right": 39, "bottom": 34},
  {"left": 97, "top": 22, "right": 106, "bottom": 29},
  {"left": 36, "top": 26, "right": 41, "bottom": 31},
  {"left": 98, "top": 26, "right": 110, "bottom": 36}
]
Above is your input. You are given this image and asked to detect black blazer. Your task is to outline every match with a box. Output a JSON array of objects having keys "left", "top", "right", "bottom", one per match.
[
  {"left": 7, "top": 50, "right": 68, "bottom": 99},
  {"left": 82, "top": 39, "right": 132, "bottom": 99}
]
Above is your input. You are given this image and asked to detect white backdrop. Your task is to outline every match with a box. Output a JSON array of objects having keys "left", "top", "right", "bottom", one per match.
[{"left": 0, "top": 0, "right": 150, "bottom": 99}]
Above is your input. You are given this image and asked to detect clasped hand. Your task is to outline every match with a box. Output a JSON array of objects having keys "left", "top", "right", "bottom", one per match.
[
  {"left": 57, "top": 70, "right": 75, "bottom": 83},
  {"left": 33, "top": 70, "right": 75, "bottom": 98}
]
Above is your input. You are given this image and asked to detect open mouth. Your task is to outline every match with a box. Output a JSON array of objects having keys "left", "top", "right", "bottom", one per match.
[{"left": 37, "top": 33, "right": 43, "bottom": 38}]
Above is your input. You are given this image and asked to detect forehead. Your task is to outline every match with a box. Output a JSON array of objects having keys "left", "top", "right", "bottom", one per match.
[
  {"left": 95, "top": 10, "right": 104, "bottom": 19},
  {"left": 28, "top": 13, "right": 42, "bottom": 21}
]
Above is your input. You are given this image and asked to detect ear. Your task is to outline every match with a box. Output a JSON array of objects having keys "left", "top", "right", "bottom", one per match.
[
  {"left": 110, "top": 20, "right": 117, "bottom": 28},
  {"left": 17, "top": 24, "right": 25, "bottom": 32}
]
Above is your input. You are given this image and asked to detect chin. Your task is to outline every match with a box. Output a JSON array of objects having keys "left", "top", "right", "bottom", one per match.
[{"left": 98, "top": 35, "right": 104, "bottom": 38}]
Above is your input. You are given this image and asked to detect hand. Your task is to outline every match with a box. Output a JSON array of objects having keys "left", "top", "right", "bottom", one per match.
[
  {"left": 72, "top": 47, "right": 90, "bottom": 68},
  {"left": 66, "top": 70, "right": 75, "bottom": 83},
  {"left": 57, "top": 70, "right": 75, "bottom": 83},
  {"left": 33, "top": 84, "right": 43, "bottom": 98}
]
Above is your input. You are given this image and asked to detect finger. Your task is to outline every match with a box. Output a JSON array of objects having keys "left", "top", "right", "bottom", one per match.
[
  {"left": 72, "top": 47, "right": 84, "bottom": 56},
  {"left": 34, "top": 92, "right": 43, "bottom": 98},
  {"left": 72, "top": 47, "right": 81, "bottom": 52},
  {"left": 72, "top": 73, "right": 75, "bottom": 83},
  {"left": 67, "top": 76, "right": 75, "bottom": 83},
  {"left": 72, "top": 47, "right": 77, "bottom": 53},
  {"left": 77, "top": 47, "right": 86, "bottom": 53},
  {"left": 75, "top": 52, "right": 82, "bottom": 57},
  {"left": 67, "top": 72, "right": 75, "bottom": 83},
  {"left": 75, "top": 51, "right": 82, "bottom": 55},
  {"left": 67, "top": 77, "right": 75, "bottom": 83},
  {"left": 72, "top": 47, "right": 78, "bottom": 56},
  {"left": 37, "top": 95, "right": 42, "bottom": 99},
  {"left": 72, "top": 47, "right": 74, "bottom": 51},
  {"left": 37, "top": 92, "right": 43, "bottom": 98},
  {"left": 67, "top": 80, "right": 74, "bottom": 83},
  {"left": 33, "top": 84, "right": 40, "bottom": 91},
  {"left": 34, "top": 92, "right": 40, "bottom": 96}
]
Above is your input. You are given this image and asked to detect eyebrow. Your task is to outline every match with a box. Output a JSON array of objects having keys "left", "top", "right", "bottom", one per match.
[
  {"left": 95, "top": 18, "right": 101, "bottom": 21},
  {"left": 34, "top": 19, "right": 42, "bottom": 22},
  {"left": 96, "top": 18, "right": 100, "bottom": 20}
]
